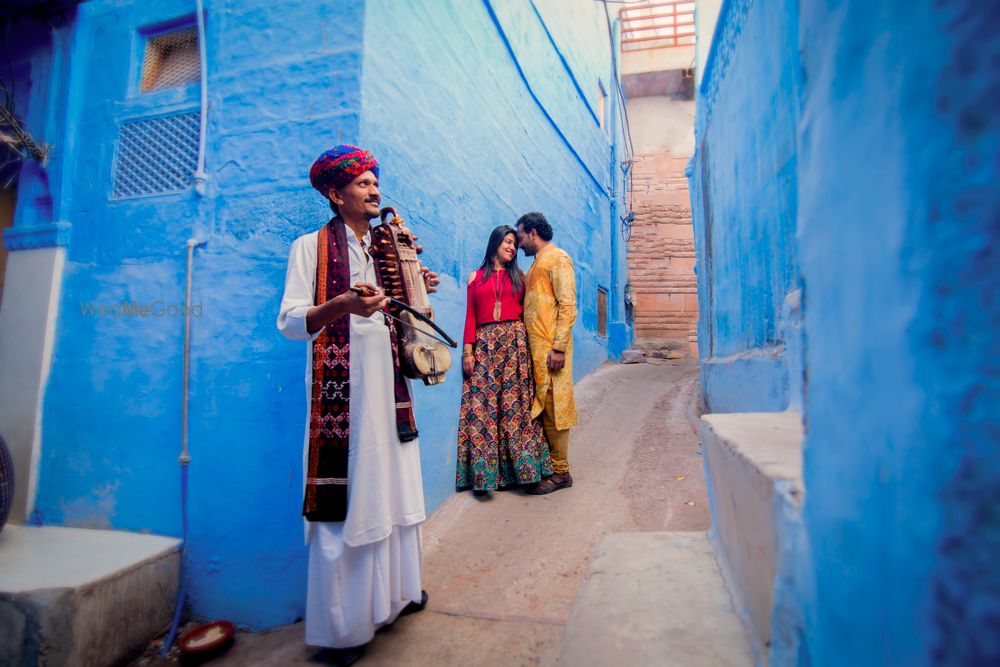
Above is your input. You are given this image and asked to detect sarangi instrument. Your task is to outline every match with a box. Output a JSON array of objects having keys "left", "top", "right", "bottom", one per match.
[{"left": 368, "top": 207, "right": 455, "bottom": 385}]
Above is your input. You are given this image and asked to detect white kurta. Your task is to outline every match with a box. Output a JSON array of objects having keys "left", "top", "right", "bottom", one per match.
[{"left": 277, "top": 223, "right": 426, "bottom": 648}]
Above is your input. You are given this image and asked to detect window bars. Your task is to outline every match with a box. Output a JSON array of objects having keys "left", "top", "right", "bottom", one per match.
[
  {"left": 620, "top": 1, "right": 696, "bottom": 52},
  {"left": 111, "top": 112, "right": 200, "bottom": 198},
  {"left": 141, "top": 27, "right": 201, "bottom": 93}
]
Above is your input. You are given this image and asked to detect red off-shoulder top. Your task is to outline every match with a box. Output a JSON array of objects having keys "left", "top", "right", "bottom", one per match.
[{"left": 463, "top": 269, "right": 524, "bottom": 344}]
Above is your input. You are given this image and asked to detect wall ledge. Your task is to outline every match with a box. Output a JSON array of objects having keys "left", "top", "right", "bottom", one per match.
[
  {"left": 4, "top": 222, "right": 72, "bottom": 251},
  {"left": 701, "top": 343, "right": 786, "bottom": 365},
  {"left": 700, "top": 410, "right": 804, "bottom": 662}
]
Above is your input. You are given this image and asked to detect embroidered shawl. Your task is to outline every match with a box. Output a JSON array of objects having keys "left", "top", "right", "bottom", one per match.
[{"left": 303, "top": 218, "right": 418, "bottom": 522}]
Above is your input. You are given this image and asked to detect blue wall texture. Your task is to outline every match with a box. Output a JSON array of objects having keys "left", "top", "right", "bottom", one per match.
[
  {"left": 798, "top": 2, "right": 999, "bottom": 665},
  {"left": 693, "top": 0, "right": 999, "bottom": 665},
  {"left": 4, "top": 0, "right": 625, "bottom": 628},
  {"left": 689, "top": 0, "right": 801, "bottom": 413},
  {"left": 359, "top": 0, "right": 621, "bottom": 513}
]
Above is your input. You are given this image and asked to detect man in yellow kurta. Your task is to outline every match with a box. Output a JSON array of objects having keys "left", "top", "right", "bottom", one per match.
[{"left": 516, "top": 212, "right": 577, "bottom": 494}]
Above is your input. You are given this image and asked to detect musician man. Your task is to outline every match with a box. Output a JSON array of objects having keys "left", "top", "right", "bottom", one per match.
[
  {"left": 277, "top": 144, "right": 439, "bottom": 664},
  {"left": 516, "top": 212, "right": 578, "bottom": 494}
]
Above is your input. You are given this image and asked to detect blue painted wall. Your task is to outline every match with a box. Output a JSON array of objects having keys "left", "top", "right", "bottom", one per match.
[
  {"left": 8, "top": 0, "right": 622, "bottom": 629},
  {"left": 358, "top": 0, "right": 621, "bottom": 514},
  {"left": 797, "top": 1, "right": 999, "bottom": 665},
  {"left": 693, "top": 0, "right": 999, "bottom": 664},
  {"left": 28, "top": 0, "right": 368, "bottom": 628},
  {"left": 689, "top": 0, "right": 801, "bottom": 413}
]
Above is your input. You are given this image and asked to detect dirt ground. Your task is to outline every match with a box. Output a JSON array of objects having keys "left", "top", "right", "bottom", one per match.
[{"left": 129, "top": 359, "right": 708, "bottom": 667}]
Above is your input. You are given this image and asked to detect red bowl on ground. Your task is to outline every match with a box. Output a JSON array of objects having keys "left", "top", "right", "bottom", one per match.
[{"left": 179, "top": 620, "right": 236, "bottom": 656}]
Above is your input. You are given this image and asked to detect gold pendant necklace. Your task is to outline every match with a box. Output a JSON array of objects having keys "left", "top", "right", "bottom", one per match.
[{"left": 492, "top": 270, "right": 502, "bottom": 321}]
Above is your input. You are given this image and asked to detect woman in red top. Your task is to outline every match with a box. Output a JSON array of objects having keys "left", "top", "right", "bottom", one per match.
[{"left": 456, "top": 225, "right": 552, "bottom": 494}]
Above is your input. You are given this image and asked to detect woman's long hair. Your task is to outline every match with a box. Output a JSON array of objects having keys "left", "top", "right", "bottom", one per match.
[{"left": 478, "top": 225, "right": 523, "bottom": 295}]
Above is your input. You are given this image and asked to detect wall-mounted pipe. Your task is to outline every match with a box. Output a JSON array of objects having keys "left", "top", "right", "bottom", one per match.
[
  {"left": 193, "top": 0, "right": 209, "bottom": 196},
  {"left": 181, "top": 238, "right": 202, "bottom": 464},
  {"left": 161, "top": 237, "right": 205, "bottom": 656},
  {"left": 164, "top": 0, "right": 209, "bottom": 645},
  {"left": 608, "top": 16, "right": 623, "bottom": 324}
]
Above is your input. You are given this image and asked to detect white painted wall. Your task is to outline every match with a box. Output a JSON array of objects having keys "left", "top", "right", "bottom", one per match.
[
  {"left": 696, "top": 0, "right": 724, "bottom": 86},
  {"left": 622, "top": 45, "right": 695, "bottom": 75},
  {"left": 0, "top": 247, "right": 65, "bottom": 523},
  {"left": 627, "top": 97, "right": 696, "bottom": 156}
]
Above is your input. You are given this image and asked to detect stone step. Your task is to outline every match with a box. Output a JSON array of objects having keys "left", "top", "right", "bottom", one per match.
[
  {"left": 632, "top": 338, "right": 695, "bottom": 351},
  {"left": 700, "top": 411, "right": 804, "bottom": 665},
  {"left": 634, "top": 324, "right": 698, "bottom": 333},
  {"left": 557, "top": 532, "right": 753, "bottom": 667},
  {"left": 0, "top": 524, "right": 181, "bottom": 666}
]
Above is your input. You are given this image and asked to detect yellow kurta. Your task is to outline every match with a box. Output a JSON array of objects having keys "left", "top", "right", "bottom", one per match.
[{"left": 523, "top": 244, "right": 578, "bottom": 430}]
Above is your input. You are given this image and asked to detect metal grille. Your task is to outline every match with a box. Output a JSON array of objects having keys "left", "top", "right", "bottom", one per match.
[
  {"left": 621, "top": 1, "right": 696, "bottom": 52},
  {"left": 111, "top": 112, "right": 200, "bottom": 198},
  {"left": 141, "top": 27, "right": 200, "bottom": 93}
]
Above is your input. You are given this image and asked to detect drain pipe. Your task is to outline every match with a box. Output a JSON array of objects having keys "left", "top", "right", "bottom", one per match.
[
  {"left": 193, "top": 0, "right": 209, "bottom": 196},
  {"left": 162, "top": 238, "right": 204, "bottom": 656},
  {"left": 163, "top": 0, "right": 210, "bottom": 654},
  {"left": 608, "top": 15, "right": 624, "bottom": 327}
]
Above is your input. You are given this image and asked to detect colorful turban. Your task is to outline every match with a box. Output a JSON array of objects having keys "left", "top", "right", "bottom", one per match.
[{"left": 309, "top": 144, "right": 379, "bottom": 198}]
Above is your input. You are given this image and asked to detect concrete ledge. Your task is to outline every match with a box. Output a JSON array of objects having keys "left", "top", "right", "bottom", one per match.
[
  {"left": 700, "top": 411, "right": 803, "bottom": 662},
  {"left": 700, "top": 352, "right": 789, "bottom": 413},
  {"left": 557, "top": 532, "right": 752, "bottom": 667},
  {"left": 0, "top": 525, "right": 180, "bottom": 666}
]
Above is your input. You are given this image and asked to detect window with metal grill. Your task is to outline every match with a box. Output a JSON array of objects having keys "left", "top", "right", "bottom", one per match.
[
  {"left": 111, "top": 112, "right": 200, "bottom": 198},
  {"left": 597, "top": 287, "right": 608, "bottom": 338},
  {"left": 140, "top": 27, "right": 200, "bottom": 93}
]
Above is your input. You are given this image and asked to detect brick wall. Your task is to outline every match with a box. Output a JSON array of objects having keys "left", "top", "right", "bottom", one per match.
[{"left": 627, "top": 150, "right": 698, "bottom": 358}]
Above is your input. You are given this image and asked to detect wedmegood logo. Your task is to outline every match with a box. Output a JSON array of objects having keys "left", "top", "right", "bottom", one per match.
[{"left": 79, "top": 301, "right": 203, "bottom": 318}]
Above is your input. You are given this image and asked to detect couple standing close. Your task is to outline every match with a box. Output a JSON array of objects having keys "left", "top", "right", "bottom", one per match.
[{"left": 456, "top": 214, "right": 577, "bottom": 496}]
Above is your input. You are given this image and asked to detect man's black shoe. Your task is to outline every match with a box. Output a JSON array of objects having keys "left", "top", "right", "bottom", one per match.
[
  {"left": 399, "top": 590, "right": 429, "bottom": 617},
  {"left": 310, "top": 645, "right": 365, "bottom": 666}
]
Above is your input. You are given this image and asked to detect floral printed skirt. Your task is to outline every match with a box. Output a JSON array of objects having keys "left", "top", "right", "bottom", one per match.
[{"left": 456, "top": 320, "right": 552, "bottom": 491}]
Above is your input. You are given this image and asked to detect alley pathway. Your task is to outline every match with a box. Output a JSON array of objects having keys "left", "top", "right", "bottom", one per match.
[{"left": 166, "top": 359, "right": 708, "bottom": 666}]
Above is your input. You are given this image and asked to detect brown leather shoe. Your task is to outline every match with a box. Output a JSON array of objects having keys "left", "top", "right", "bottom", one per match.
[{"left": 527, "top": 472, "right": 573, "bottom": 495}]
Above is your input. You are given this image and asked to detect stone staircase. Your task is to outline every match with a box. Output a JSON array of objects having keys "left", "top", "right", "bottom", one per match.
[
  {"left": 0, "top": 525, "right": 180, "bottom": 666},
  {"left": 557, "top": 410, "right": 803, "bottom": 666}
]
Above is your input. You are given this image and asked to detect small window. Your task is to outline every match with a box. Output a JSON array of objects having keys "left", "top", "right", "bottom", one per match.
[
  {"left": 597, "top": 287, "right": 608, "bottom": 338},
  {"left": 140, "top": 27, "right": 200, "bottom": 93},
  {"left": 111, "top": 111, "right": 200, "bottom": 198}
]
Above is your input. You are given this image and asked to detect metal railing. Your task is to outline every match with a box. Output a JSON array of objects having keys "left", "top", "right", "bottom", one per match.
[{"left": 620, "top": 1, "right": 696, "bottom": 52}]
